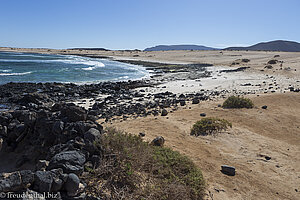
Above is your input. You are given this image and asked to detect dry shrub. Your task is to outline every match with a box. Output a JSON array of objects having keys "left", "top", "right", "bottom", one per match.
[
  {"left": 222, "top": 96, "right": 254, "bottom": 109},
  {"left": 190, "top": 117, "right": 232, "bottom": 136},
  {"left": 82, "top": 128, "right": 205, "bottom": 200}
]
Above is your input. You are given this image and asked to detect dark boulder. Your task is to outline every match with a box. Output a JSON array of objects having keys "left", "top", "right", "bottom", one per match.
[
  {"left": 52, "top": 121, "right": 64, "bottom": 135},
  {"left": 267, "top": 59, "right": 278, "bottom": 65},
  {"left": 84, "top": 128, "right": 101, "bottom": 143},
  {"left": 161, "top": 109, "right": 168, "bottom": 116},
  {"left": 0, "top": 125, "right": 7, "bottom": 137},
  {"left": 200, "top": 113, "right": 206, "bottom": 117},
  {"left": 16, "top": 93, "right": 49, "bottom": 105},
  {"left": 48, "top": 151, "right": 86, "bottom": 176},
  {"left": 179, "top": 100, "right": 186, "bottom": 106},
  {"left": 61, "top": 105, "right": 87, "bottom": 122},
  {"left": 139, "top": 132, "right": 145, "bottom": 137},
  {"left": 221, "top": 165, "right": 235, "bottom": 176},
  {"left": 34, "top": 171, "right": 54, "bottom": 193},
  {"left": 151, "top": 136, "right": 165, "bottom": 147},
  {"left": 261, "top": 105, "right": 268, "bottom": 109},
  {"left": 0, "top": 170, "right": 34, "bottom": 192},
  {"left": 64, "top": 173, "right": 80, "bottom": 197},
  {"left": 192, "top": 98, "right": 200, "bottom": 104}
]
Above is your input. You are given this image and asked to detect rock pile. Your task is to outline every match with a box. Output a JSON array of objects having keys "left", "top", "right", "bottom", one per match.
[{"left": 0, "top": 102, "right": 103, "bottom": 199}]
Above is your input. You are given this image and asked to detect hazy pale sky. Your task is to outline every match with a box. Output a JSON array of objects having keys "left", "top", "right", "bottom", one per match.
[{"left": 1, "top": 0, "right": 299, "bottom": 49}]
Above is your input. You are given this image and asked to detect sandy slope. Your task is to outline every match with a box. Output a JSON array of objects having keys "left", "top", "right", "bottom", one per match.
[{"left": 105, "top": 93, "right": 300, "bottom": 200}]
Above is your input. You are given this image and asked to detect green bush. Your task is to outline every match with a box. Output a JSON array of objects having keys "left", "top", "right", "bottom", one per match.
[
  {"left": 191, "top": 117, "right": 232, "bottom": 136},
  {"left": 222, "top": 96, "right": 254, "bottom": 109},
  {"left": 82, "top": 128, "right": 205, "bottom": 200}
]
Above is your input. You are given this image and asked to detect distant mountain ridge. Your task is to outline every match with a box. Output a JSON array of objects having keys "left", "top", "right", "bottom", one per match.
[
  {"left": 144, "top": 45, "right": 217, "bottom": 51},
  {"left": 69, "top": 48, "right": 110, "bottom": 51},
  {"left": 224, "top": 40, "right": 300, "bottom": 52}
]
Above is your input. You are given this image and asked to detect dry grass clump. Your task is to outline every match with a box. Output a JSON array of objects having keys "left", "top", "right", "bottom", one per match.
[
  {"left": 82, "top": 128, "right": 205, "bottom": 200},
  {"left": 190, "top": 117, "right": 232, "bottom": 136},
  {"left": 222, "top": 96, "right": 254, "bottom": 109}
]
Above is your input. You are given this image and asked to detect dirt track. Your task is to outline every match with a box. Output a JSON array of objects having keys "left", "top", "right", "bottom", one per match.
[{"left": 106, "top": 93, "right": 300, "bottom": 200}]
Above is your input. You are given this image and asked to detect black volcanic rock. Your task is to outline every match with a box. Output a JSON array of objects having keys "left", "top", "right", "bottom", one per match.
[
  {"left": 144, "top": 44, "right": 218, "bottom": 51},
  {"left": 224, "top": 40, "right": 300, "bottom": 52}
]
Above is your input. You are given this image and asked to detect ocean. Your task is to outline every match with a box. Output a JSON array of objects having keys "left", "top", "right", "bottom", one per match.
[{"left": 0, "top": 51, "right": 149, "bottom": 84}]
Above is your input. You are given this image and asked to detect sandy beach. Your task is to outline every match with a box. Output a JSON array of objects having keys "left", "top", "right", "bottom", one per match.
[{"left": 0, "top": 47, "right": 299, "bottom": 199}]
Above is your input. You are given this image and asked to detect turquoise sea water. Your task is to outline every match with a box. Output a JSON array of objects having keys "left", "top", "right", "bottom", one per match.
[{"left": 0, "top": 52, "right": 149, "bottom": 84}]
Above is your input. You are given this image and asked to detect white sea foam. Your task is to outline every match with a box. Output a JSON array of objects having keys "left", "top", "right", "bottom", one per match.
[
  {"left": 0, "top": 58, "right": 106, "bottom": 68},
  {"left": 0, "top": 69, "right": 12, "bottom": 72},
  {"left": 81, "top": 66, "right": 96, "bottom": 71},
  {"left": 0, "top": 71, "right": 32, "bottom": 76}
]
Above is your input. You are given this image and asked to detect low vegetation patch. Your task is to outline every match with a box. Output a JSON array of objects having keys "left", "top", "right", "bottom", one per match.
[
  {"left": 190, "top": 117, "right": 232, "bottom": 136},
  {"left": 82, "top": 128, "right": 205, "bottom": 200},
  {"left": 222, "top": 96, "right": 254, "bottom": 109}
]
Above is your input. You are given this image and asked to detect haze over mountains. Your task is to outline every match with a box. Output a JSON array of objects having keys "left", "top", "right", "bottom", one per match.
[{"left": 144, "top": 40, "right": 300, "bottom": 52}]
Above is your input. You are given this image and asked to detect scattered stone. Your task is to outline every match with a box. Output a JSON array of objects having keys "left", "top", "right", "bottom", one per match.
[
  {"left": 200, "top": 113, "right": 206, "bottom": 117},
  {"left": 192, "top": 98, "right": 200, "bottom": 104},
  {"left": 264, "top": 65, "right": 273, "bottom": 69},
  {"left": 151, "top": 136, "right": 165, "bottom": 147},
  {"left": 267, "top": 59, "right": 278, "bottom": 65},
  {"left": 221, "top": 165, "right": 235, "bottom": 176},
  {"left": 262, "top": 105, "right": 268, "bottom": 109},
  {"left": 265, "top": 156, "right": 271, "bottom": 160},
  {"left": 179, "top": 100, "right": 186, "bottom": 106},
  {"left": 161, "top": 109, "right": 168, "bottom": 116},
  {"left": 139, "top": 132, "right": 145, "bottom": 137}
]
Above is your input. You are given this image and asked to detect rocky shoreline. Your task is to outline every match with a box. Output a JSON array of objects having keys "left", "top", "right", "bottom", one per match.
[
  {"left": 0, "top": 76, "right": 218, "bottom": 200},
  {"left": 0, "top": 79, "right": 216, "bottom": 199},
  {"left": 0, "top": 52, "right": 299, "bottom": 199}
]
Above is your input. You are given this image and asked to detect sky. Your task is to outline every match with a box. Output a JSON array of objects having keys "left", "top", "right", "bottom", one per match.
[{"left": 0, "top": 0, "right": 299, "bottom": 50}]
